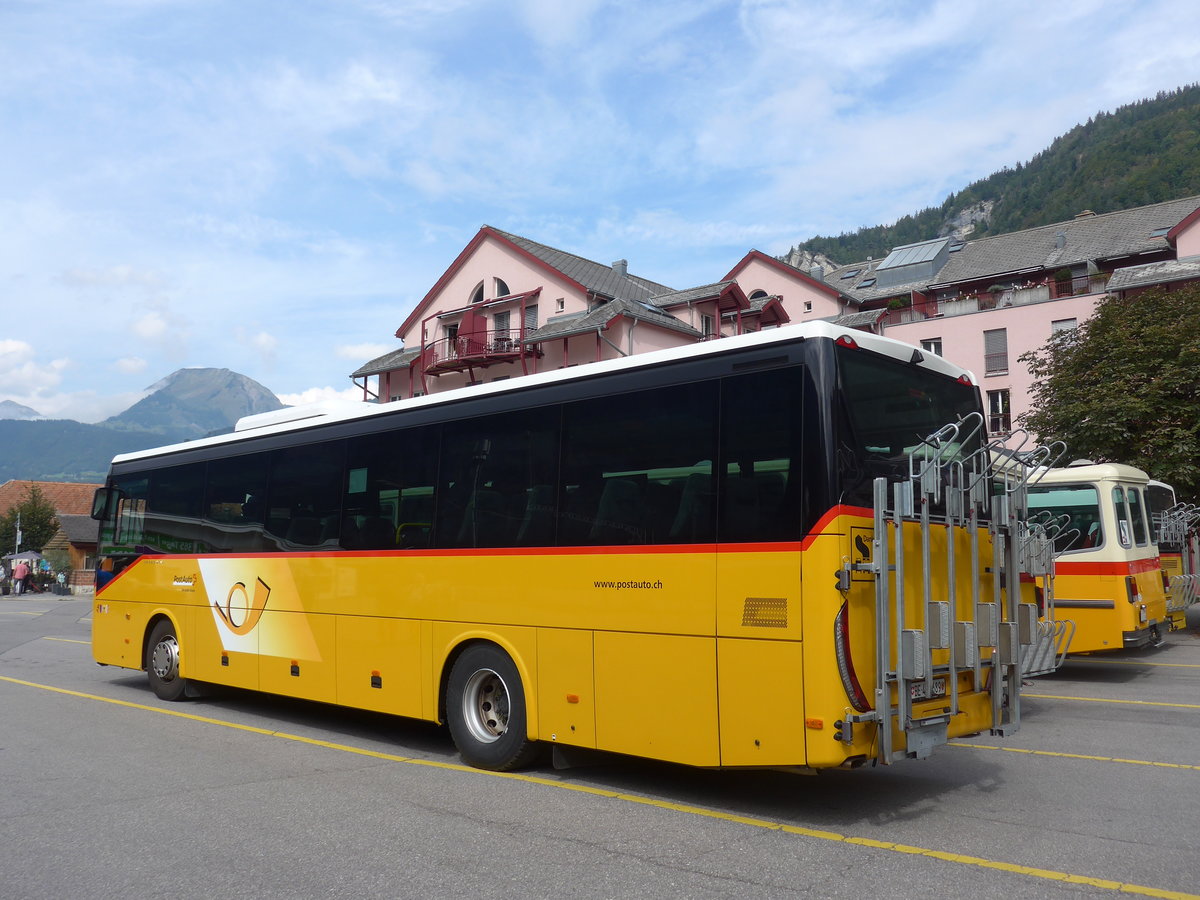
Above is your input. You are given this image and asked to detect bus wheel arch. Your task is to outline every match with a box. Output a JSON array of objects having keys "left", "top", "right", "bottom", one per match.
[
  {"left": 145, "top": 615, "right": 187, "bottom": 702},
  {"left": 443, "top": 641, "right": 542, "bottom": 771}
]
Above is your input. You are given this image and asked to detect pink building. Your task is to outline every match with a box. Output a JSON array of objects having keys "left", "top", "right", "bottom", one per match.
[{"left": 353, "top": 197, "right": 1200, "bottom": 443}]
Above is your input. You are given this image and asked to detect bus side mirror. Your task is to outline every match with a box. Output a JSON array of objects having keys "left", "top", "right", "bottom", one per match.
[{"left": 91, "top": 487, "right": 116, "bottom": 521}]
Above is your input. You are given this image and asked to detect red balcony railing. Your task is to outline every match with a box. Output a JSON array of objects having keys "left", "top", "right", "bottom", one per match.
[{"left": 423, "top": 329, "right": 537, "bottom": 374}]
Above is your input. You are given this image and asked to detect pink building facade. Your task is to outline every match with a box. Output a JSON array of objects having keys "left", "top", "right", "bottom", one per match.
[{"left": 354, "top": 197, "right": 1200, "bottom": 444}]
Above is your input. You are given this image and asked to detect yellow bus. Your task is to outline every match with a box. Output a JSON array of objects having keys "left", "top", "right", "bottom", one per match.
[
  {"left": 90, "top": 322, "right": 1041, "bottom": 772},
  {"left": 1026, "top": 463, "right": 1168, "bottom": 652},
  {"left": 1146, "top": 480, "right": 1199, "bottom": 630}
]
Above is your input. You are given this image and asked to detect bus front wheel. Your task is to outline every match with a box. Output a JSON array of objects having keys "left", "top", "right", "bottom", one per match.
[
  {"left": 446, "top": 644, "right": 540, "bottom": 771},
  {"left": 146, "top": 619, "right": 187, "bottom": 702}
]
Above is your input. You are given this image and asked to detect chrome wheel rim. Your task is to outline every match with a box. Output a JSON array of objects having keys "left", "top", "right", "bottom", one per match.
[
  {"left": 461, "top": 668, "right": 510, "bottom": 743},
  {"left": 151, "top": 635, "right": 180, "bottom": 683}
]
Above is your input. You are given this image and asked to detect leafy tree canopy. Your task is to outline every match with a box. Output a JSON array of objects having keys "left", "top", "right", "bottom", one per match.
[
  {"left": 0, "top": 484, "right": 60, "bottom": 555},
  {"left": 1019, "top": 283, "right": 1200, "bottom": 502}
]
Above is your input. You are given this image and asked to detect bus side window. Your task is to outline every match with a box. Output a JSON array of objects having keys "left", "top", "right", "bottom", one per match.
[
  {"left": 559, "top": 382, "right": 717, "bottom": 547},
  {"left": 1128, "top": 487, "right": 1148, "bottom": 546},
  {"left": 344, "top": 426, "right": 439, "bottom": 551},
  {"left": 436, "top": 409, "right": 559, "bottom": 549},
  {"left": 718, "top": 366, "right": 812, "bottom": 543},
  {"left": 268, "top": 441, "right": 346, "bottom": 550},
  {"left": 1112, "top": 487, "right": 1132, "bottom": 548},
  {"left": 205, "top": 452, "right": 269, "bottom": 553}
]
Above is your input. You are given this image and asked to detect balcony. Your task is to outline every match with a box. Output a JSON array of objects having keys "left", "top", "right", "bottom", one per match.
[{"left": 423, "top": 329, "right": 539, "bottom": 375}]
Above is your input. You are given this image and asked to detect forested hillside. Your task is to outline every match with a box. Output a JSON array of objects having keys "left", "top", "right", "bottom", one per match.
[{"left": 788, "top": 84, "right": 1200, "bottom": 264}]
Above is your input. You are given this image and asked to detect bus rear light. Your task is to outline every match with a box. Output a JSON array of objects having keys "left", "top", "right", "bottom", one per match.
[
  {"left": 1125, "top": 576, "right": 1140, "bottom": 605},
  {"left": 957, "top": 374, "right": 974, "bottom": 386},
  {"left": 835, "top": 335, "right": 859, "bottom": 349},
  {"left": 834, "top": 601, "right": 872, "bottom": 713}
]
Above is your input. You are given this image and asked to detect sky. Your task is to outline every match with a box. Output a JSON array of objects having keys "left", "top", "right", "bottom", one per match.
[{"left": 2, "top": 0, "right": 1199, "bottom": 422}]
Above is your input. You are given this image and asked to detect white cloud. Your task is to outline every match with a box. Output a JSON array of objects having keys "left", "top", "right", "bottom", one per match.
[
  {"left": 337, "top": 342, "right": 393, "bottom": 360},
  {"left": 277, "top": 385, "right": 367, "bottom": 407},
  {"left": 133, "top": 311, "right": 169, "bottom": 340},
  {"left": 114, "top": 356, "right": 148, "bottom": 374}
]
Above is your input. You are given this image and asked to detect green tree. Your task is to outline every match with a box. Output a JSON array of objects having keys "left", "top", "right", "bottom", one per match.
[
  {"left": 0, "top": 484, "right": 60, "bottom": 554},
  {"left": 1019, "top": 284, "right": 1200, "bottom": 502}
]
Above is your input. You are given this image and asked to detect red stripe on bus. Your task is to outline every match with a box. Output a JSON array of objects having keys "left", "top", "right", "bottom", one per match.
[{"left": 1054, "top": 557, "right": 1162, "bottom": 576}]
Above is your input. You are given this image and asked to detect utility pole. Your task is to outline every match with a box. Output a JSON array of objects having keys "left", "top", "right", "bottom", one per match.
[{"left": 15, "top": 510, "right": 22, "bottom": 554}]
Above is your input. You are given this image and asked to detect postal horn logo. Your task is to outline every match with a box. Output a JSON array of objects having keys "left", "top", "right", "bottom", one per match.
[{"left": 214, "top": 577, "right": 271, "bottom": 635}]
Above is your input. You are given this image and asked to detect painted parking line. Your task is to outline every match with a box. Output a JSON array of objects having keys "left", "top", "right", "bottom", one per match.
[
  {"left": 1024, "top": 693, "right": 1200, "bottom": 710},
  {"left": 42, "top": 637, "right": 90, "bottom": 645},
  {"left": 0, "top": 674, "right": 1196, "bottom": 900},
  {"left": 1066, "top": 659, "right": 1200, "bottom": 669},
  {"left": 953, "top": 742, "right": 1200, "bottom": 772},
  {"left": 0, "top": 610, "right": 43, "bottom": 617}
]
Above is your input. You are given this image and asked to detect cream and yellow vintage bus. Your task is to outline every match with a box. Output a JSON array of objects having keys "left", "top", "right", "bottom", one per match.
[
  {"left": 91, "top": 322, "right": 1042, "bottom": 772},
  {"left": 1026, "top": 463, "right": 1168, "bottom": 652}
]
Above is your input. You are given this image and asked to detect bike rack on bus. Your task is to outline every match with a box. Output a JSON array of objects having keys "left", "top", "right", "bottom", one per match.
[
  {"left": 846, "top": 417, "right": 1072, "bottom": 764},
  {"left": 1162, "top": 503, "right": 1200, "bottom": 617}
]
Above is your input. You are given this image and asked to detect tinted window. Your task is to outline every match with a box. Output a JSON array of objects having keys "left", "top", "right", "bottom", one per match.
[
  {"left": 1112, "top": 486, "right": 1132, "bottom": 548},
  {"left": 560, "top": 382, "right": 717, "bottom": 546},
  {"left": 437, "top": 408, "right": 559, "bottom": 549},
  {"left": 719, "top": 366, "right": 813, "bottom": 542},
  {"left": 267, "top": 442, "right": 345, "bottom": 549},
  {"left": 1128, "top": 487, "right": 1148, "bottom": 546},
  {"left": 345, "top": 426, "right": 440, "bottom": 550},
  {"left": 205, "top": 453, "right": 269, "bottom": 553}
]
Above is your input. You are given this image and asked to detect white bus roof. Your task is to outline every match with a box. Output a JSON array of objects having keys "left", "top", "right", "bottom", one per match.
[
  {"left": 1034, "top": 462, "right": 1151, "bottom": 486},
  {"left": 111, "top": 321, "right": 977, "bottom": 465}
]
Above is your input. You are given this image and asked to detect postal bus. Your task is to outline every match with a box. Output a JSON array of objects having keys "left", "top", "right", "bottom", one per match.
[
  {"left": 91, "top": 322, "right": 1040, "bottom": 772},
  {"left": 1146, "top": 480, "right": 1199, "bottom": 630},
  {"left": 1026, "top": 463, "right": 1168, "bottom": 652}
]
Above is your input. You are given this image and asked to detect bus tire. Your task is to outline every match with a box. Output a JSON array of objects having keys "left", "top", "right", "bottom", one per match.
[
  {"left": 446, "top": 644, "right": 540, "bottom": 771},
  {"left": 146, "top": 619, "right": 187, "bottom": 702}
]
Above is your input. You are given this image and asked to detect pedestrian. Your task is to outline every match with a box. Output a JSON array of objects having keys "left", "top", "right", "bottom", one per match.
[{"left": 13, "top": 559, "right": 30, "bottom": 595}]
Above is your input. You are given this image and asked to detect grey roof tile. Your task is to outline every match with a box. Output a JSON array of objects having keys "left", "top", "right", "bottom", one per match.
[
  {"left": 1107, "top": 256, "right": 1200, "bottom": 291},
  {"left": 525, "top": 298, "right": 699, "bottom": 342},
  {"left": 487, "top": 227, "right": 674, "bottom": 302},
  {"left": 351, "top": 347, "right": 421, "bottom": 378}
]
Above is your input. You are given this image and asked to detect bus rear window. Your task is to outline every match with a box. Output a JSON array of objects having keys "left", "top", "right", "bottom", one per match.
[{"left": 835, "top": 346, "right": 982, "bottom": 502}]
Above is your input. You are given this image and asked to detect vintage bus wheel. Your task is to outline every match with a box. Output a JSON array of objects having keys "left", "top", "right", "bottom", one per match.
[
  {"left": 447, "top": 645, "right": 540, "bottom": 771},
  {"left": 146, "top": 619, "right": 187, "bottom": 702}
]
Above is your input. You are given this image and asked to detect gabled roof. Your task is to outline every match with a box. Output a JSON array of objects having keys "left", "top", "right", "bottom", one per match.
[
  {"left": 395, "top": 226, "right": 674, "bottom": 339},
  {"left": 721, "top": 250, "right": 846, "bottom": 300},
  {"left": 53, "top": 514, "right": 98, "bottom": 545},
  {"left": 525, "top": 298, "right": 700, "bottom": 343},
  {"left": 649, "top": 281, "right": 741, "bottom": 308},
  {"left": 0, "top": 480, "right": 101, "bottom": 517},
  {"left": 351, "top": 347, "right": 421, "bottom": 378}
]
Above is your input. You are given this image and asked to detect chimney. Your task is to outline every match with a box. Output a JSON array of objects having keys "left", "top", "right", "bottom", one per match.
[
  {"left": 1055, "top": 232, "right": 1066, "bottom": 249},
  {"left": 611, "top": 259, "right": 628, "bottom": 278},
  {"left": 810, "top": 264, "right": 825, "bottom": 282},
  {"left": 1074, "top": 210, "right": 1096, "bottom": 219}
]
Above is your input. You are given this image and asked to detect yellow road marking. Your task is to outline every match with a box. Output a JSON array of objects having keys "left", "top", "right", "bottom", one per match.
[
  {"left": 953, "top": 743, "right": 1200, "bottom": 771},
  {"left": 1024, "top": 693, "right": 1200, "bottom": 710},
  {"left": 42, "top": 637, "right": 90, "bottom": 645},
  {"left": 0, "top": 611, "right": 43, "bottom": 617},
  {"left": 1067, "top": 659, "right": 1200, "bottom": 669},
  {"left": 0, "top": 675, "right": 1197, "bottom": 899}
]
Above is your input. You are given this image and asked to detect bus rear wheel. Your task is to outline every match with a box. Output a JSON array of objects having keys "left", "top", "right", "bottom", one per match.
[
  {"left": 447, "top": 644, "right": 540, "bottom": 771},
  {"left": 146, "top": 619, "right": 187, "bottom": 702}
]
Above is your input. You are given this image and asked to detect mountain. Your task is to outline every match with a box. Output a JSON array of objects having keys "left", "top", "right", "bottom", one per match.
[
  {"left": 103, "top": 368, "right": 285, "bottom": 440},
  {"left": 0, "top": 369, "right": 285, "bottom": 482},
  {"left": 785, "top": 84, "right": 1200, "bottom": 266},
  {"left": 0, "top": 399, "right": 44, "bottom": 421}
]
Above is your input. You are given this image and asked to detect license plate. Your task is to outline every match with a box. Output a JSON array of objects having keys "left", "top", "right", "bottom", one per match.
[{"left": 910, "top": 677, "right": 947, "bottom": 701}]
